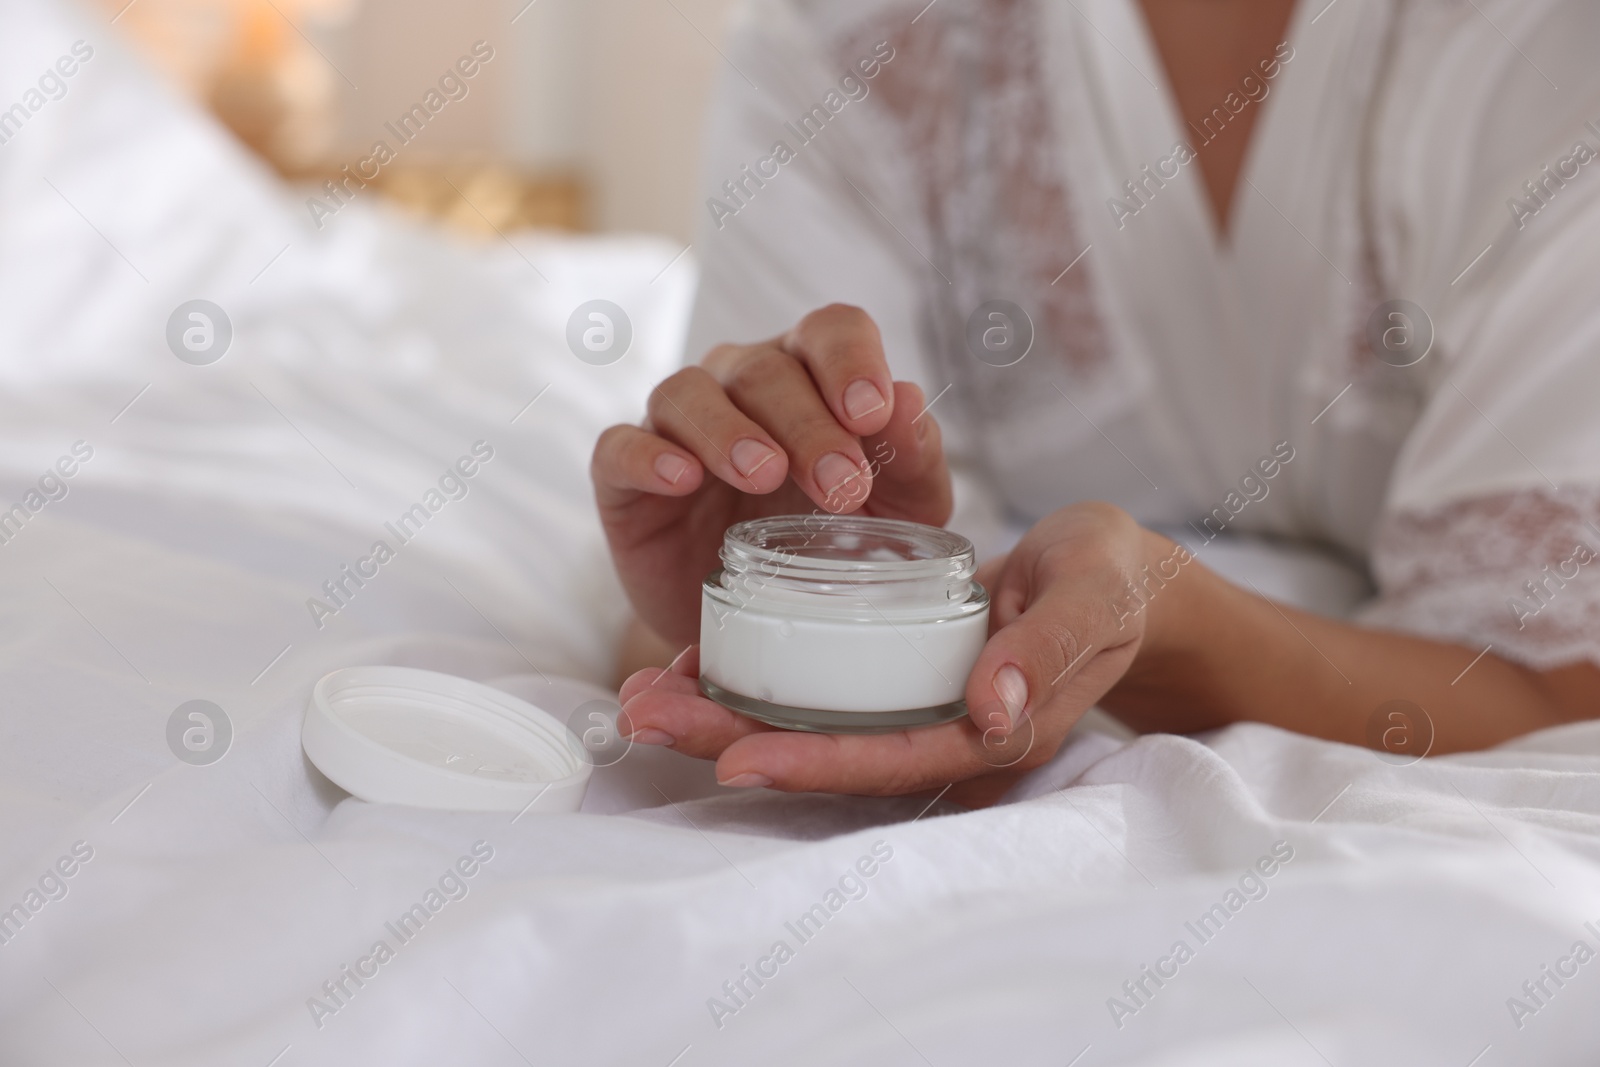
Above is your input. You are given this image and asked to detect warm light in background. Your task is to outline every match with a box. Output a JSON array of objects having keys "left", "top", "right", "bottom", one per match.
[
  {"left": 100, "top": 0, "right": 351, "bottom": 168},
  {"left": 94, "top": 0, "right": 742, "bottom": 240}
]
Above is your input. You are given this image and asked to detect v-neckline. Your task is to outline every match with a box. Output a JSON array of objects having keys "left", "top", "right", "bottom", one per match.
[{"left": 1111, "top": 0, "right": 1307, "bottom": 256}]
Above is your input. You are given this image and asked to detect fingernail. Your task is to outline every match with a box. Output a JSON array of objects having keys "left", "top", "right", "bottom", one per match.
[
  {"left": 731, "top": 439, "right": 778, "bottom": 480},
  {"left": 627, "top": 727, "right": 676, "bottom": 746},
  {"left": 815, "top": 451, "right": 865, "bottom": 495},
  {"left": 843, "top": 379, "right": 887, "bottom": 421},
  {"left": 718, "top": 772, "right": 772, "bottom": 789},
  {"left": 654, "top": 453, "right": 690, "bottom": 485},
  {"left": 994, "top": 665, "right": 1028, "bottom": 729}
]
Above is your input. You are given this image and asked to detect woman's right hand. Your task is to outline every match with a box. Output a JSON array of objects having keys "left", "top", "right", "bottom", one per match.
[{"left": 591, "top": 304, "right": 954, "bottom": 644}]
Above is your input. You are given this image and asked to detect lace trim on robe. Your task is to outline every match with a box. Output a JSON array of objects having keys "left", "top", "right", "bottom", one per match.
[
  {"left": 803, "top": 0, "right": 1114, "bottom": 436},
  {"left": 1360, "top": 488, "right": 1600, "bottom": 670}
]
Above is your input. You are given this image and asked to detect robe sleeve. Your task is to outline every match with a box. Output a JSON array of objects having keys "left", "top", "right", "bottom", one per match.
[{"left": 1357, "top": 0, "right": 1600, "bottom": 669}]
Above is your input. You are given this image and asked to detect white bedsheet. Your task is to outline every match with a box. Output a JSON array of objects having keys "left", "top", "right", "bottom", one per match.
[
  {"left": 2, "top": 2, "right": 1599, "bottom": 1064},
  {"left": 7, "top": 589, "right": 1600, "bottom": 1067}
]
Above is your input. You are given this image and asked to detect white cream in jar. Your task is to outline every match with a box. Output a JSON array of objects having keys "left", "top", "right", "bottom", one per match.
[{"left": 698, "top": 515, "right": 989, "bottom": 733}]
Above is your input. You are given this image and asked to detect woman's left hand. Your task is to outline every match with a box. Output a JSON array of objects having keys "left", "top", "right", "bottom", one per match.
[{"left": 615, "top": 502, "right": 1193, "bottom": 806}]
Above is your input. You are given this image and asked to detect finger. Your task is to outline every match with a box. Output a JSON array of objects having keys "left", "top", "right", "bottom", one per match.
[
  {"left": 617, "top": 644, "right": 778, "bottom": 759},
  {"left": 712, "top": 720, "right": 996, "bottom": 796},
  {"left": 618, "top": 687, "right": 779, "bottom": 760},
  {"left": 719, "top": 347, "right": 875, "bottom": 512},
  {"left": 779, "top": 305, "right": 896, "bottom": 438},
  {"left": 857, "top": 381, "right": 952, "bottom": 525},
  {"left": 616, "top": 644, "right": 700, "bottom": 706},
  {"left": 965, "top": 569, "right": 1138, "bottom": 737},
  {"left": 645, "top": 366, "right": 789, "bottom": 494},
  {"left": 591, "top": 424, "right": 705, "bottom": 509}
]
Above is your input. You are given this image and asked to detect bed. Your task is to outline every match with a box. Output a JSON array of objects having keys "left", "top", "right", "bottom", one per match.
[{"left": 2, "top": 2, "right": 1599, "bottom": 1064}]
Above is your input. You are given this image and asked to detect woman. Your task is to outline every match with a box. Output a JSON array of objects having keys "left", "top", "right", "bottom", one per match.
[{"left": 592, "top": 0, "right": 1600, "bottom": 804}]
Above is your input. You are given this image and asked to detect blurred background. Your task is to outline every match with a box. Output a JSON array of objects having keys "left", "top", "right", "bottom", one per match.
[{"left": 97, "top": 0, "right": 740, "bottom": 241}]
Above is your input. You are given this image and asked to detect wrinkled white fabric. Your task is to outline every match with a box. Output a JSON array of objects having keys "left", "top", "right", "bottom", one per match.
[
  {"left": 0, "top": 0, "right": 702, "bottom": 858},
  {"left": 7, "top": 534, "right": 1600, "bottom": 1067},
  {"left": 0, "top": 0, "right": 694, "bottom": 692}
]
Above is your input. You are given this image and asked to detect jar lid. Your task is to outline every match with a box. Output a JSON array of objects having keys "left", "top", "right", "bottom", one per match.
[{"left": 302, "top": 666, "right": 592, "bottom": 813}]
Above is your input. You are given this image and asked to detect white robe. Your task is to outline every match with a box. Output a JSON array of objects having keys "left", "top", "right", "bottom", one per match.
[{"left": 686, "top": 0, "right": 1600, "bottom": 671}]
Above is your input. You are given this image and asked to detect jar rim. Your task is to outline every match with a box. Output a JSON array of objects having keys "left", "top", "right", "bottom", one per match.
[
  {"left": 703, "top": 567, "right": 990, "bottom": 622},
  {"left": 720, "top": 514, "right": 976, "bottom": 582}
]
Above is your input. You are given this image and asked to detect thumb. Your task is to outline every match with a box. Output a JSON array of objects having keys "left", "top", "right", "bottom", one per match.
[{"left": 964, "top": 569, "right": 1139, "bottom": 738}]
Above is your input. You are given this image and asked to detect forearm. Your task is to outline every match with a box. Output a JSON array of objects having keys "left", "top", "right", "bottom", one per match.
[{"left": 1105, "top": 541, "right": 1600, "bottom": 753}]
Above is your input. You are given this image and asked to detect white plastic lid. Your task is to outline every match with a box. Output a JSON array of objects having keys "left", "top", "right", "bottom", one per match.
[{"left": 302, "top": 666, "right": 592, "bottom": 813}]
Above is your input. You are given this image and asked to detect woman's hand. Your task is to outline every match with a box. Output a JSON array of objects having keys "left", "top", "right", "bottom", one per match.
[
  {"left": 591, "top": 304, "right": 953, "bottom": 644},
  {"left": 617, "top": 503, "right": 1192, "bottom": 805}
]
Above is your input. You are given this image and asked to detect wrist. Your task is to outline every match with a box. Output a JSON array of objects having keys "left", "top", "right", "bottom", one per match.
[
  {"left": 1129, "top": 527, "right": 1203, "bottom": 656},
  {"left": 1106, "top": 529, "right": 1260, "bottom": 732}
]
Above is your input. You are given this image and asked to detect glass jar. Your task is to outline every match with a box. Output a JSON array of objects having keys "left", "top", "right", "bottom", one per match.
[{"left": 698, "top": 515, "right": 990, "bottom": 733}]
